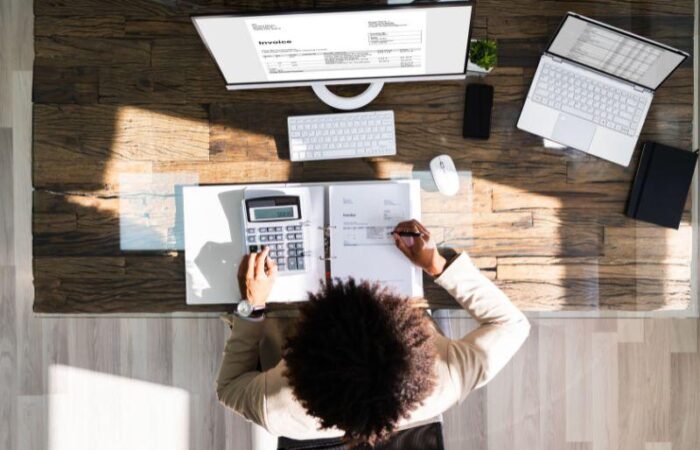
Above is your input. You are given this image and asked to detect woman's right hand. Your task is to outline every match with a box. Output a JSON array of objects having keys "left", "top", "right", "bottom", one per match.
[{"left": 392, "top": 219, "right": 447, "bottom": 277}]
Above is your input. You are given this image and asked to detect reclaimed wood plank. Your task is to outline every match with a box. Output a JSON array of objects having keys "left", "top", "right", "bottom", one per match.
[
  {"left": 99, "top": 68, "right": 187, "bottom": 104},
  {"left": 34, "top": 104, "right": 209, "bottom": 164},
  {"left": 604, "top": 224, "right": 693, "bottom": 261},
  {"left": 33, "top": 255, "right": 224, "bottom": 313},
  {"left": 34, "top": 16, "right": 126, "bottom": 38},
  {"left": 497, "top": 257, "right": 691, "bottom": 281},
  {"left": 33, "top": 66, "right": 99, "bottom": 104},
  {"left": 492, "top": 182, "right": 630, "bottom": 211},
  {"left": 35, "top": 36, "right": 150, "bottom": 67}
]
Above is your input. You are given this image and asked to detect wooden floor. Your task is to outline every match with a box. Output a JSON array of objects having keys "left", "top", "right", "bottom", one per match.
[
  {"left": 3, "top": 1, "right": 700, "bottom": 449},
  {"left": 30, "top": 0, "right": 696, "bottom": 313}
]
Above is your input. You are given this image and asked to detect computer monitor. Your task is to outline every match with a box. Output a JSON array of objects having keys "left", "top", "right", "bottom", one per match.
[{"left": 192, "top": 2, "right": 474, "bottom": 109}]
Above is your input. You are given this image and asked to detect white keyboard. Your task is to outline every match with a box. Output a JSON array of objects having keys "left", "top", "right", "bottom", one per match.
[
  {"left": 288, "top": 110, "right": 396, "bottom": 162},
  {"left": 531, "top": 62, "right": 648, "bottom": 136}
]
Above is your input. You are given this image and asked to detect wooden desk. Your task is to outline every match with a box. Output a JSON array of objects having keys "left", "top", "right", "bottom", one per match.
[{"left": 32, "top": 0, "right": 694, "bottom": 313}]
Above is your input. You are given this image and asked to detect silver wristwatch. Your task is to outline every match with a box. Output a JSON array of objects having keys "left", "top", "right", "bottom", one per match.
[{"left": 235, "top": 300, "right": 265, "bottom": 319}]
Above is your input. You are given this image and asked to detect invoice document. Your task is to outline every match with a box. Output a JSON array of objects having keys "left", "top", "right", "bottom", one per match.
[
  {"left": 245, "top": 9, "right": 427, "bottom": 82},
  {"left": 328, "top": 182, "right": 423, "bottom": 297}
]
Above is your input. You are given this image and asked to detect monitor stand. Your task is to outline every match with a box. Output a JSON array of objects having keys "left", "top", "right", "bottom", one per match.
[{"left": 311, "top": 82, "right": 384, "bottom": 111}]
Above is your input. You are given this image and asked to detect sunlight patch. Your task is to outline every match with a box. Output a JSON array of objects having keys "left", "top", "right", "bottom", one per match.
[{"left": 49, "top": 365, "right": 189, "bottom": 450}]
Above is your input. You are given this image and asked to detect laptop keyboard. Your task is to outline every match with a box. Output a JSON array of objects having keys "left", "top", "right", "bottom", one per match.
[{"left": 531, "top": 62, "right": 648, "bottom": 136}]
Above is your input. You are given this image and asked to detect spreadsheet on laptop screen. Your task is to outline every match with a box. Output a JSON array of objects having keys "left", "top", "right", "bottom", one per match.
[{"left": 548, "top": 15, "right": 686, "bottom": 90}]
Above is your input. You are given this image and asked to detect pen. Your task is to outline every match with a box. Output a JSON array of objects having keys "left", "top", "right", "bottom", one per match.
[{"left": 390, "top": 231, "right": 422, "bottom": 237}]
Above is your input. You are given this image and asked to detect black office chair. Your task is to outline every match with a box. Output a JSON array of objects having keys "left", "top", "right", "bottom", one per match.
[{"left": 277, "top": 421, "right": 445, "bottom": 450}]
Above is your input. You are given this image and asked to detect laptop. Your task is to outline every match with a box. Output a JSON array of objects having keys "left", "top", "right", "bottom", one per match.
[{"left": 517, "top": 13, "right": 688, "bottom": 166}]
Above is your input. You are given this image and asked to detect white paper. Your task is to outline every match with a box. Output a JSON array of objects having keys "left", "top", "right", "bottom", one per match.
[
  {"left": 328, "top": 181, "right": 422, "bottom": 297},
  {"left": 183, "top": 184, "right": 325, "bottom": 304}
]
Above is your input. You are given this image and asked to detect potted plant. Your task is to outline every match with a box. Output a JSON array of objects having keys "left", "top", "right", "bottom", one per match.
[{"left": 467, "top": 38, "right": 497, "bottom": 75}]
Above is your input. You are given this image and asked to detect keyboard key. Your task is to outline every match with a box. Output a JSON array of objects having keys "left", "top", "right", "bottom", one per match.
[{"left": 248, "top": 245, "right": 259, "bottom": 253}]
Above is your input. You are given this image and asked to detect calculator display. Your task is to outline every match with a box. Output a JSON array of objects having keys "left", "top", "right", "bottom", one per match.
[{"left": 252, "top": 206, "right": 296, "bottom": 221}]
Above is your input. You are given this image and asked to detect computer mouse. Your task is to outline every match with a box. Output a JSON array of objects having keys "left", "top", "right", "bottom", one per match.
[{"left": 430, "top": 155, "right": 460, "bottom": 196}]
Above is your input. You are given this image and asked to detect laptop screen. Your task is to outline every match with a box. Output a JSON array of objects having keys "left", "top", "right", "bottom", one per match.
[{"left": 548, "top": 15, "right": 687, "bottom": 90}]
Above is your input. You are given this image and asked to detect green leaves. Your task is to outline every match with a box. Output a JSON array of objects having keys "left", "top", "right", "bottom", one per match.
[{"left": 469, "top": 38, "right": 498, "bottom": 71}]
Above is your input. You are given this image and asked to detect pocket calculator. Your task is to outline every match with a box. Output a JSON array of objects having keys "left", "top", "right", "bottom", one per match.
[{"left": 241, "top": 195, "right": 308, "bottom": 274}]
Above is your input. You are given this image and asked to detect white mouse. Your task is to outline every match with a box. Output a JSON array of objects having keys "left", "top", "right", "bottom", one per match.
[{"left": 430, "top": 155, "right": 460, "bottom": 196}]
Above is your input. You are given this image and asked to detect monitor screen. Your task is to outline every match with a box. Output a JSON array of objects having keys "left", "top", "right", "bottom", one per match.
[
  {"left": 548, "top": 15, "right": 687, "bottom": 90},
  {"left": 192, "top": 3, "right": 473, "bottom": 87}
]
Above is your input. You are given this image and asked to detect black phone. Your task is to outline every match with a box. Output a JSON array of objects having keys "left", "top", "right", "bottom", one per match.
[{"left": 463, "top": 83, "right": 494, "bottom": 139}]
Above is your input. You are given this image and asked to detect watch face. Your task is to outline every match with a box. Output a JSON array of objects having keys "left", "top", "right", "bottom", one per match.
[{"left": 237, "top": 300, "right": 252, "bottom": 317}]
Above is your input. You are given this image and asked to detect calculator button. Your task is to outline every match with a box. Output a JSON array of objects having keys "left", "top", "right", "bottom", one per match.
[
  {"left": 293, "top": 225, "right": 302, "bottom": 231},
  {"left": 295, "top": 242, "right": 303, "bottom": 249},
  {"left": 288, "top": 258, "right": 297, "bottom": 270},
  {"left": 276, "top": 257, "right": 285, "bottom": 266},
  {"left": 247, "top": 236, "right": 256, "bottom": 243},
  {"left": 269, "top": 251, "right": 277, "bottom": 257},
  {"left": 295, "top": 233, "right": 302, "bottom": 240},
  {"left": 248, "top": 245, "right": 259, "bottom": 253},
  {"left": 274, "top": 227, "right": 283, "bottom": 232},
  {"left": 260, "top": 227, "right": 267, "bottom": 232},
  {"left": 275, "top": 234, "right": 283, "bottom": 240},
  {"left": 289, "top": 249, "right": 297, "bottom": 257},
  {"left": 297, "top": 257, "right": 305, "bottom": 270},
  {"left": 287, "top": 242, "right": 295, "bottom": 248},
  {"left": 246, "top": 228, "right": 255, "bottom": 234},
  {"left": 286, "top": 233, "right": 294, "bottom": 239},
  {"left": 275, "top": 244, "right": 283, "bottom": 250},
  {"left": 277, "top": 264, "right": 285, "bottom": 272},
  {"left": 286, "top": 225, "right": 295, "bottom": 231},
  {"left": 260, "top": 236, "right": 268, "bottom": 242}
]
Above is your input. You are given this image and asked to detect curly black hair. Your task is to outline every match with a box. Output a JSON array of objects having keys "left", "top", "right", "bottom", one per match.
[{"left": 283, "top": 278, "right": 437, "bottom": 445}]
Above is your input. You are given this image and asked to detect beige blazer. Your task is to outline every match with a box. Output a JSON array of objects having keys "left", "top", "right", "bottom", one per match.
[{"left": 216, "top": 253, "right": 530, "bottom": 440}]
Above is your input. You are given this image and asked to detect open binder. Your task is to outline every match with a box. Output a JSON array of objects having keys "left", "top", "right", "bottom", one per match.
[{"left": 183, "top": 180, "right": 422, "bottom": 305}]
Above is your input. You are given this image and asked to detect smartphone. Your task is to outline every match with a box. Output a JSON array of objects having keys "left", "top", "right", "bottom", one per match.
[{"left": 463, "top": 83, "right": 494, "bottom": 139}]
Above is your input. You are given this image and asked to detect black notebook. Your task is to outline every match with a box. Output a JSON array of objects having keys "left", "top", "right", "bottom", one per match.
[{"left": 626, "top": 141, "right": 698, "bottom": 229}]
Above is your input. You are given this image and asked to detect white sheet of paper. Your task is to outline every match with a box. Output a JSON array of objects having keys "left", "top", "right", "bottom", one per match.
[
  {"left": 183, "top": 184, "right": 325, "bottom": 304},
  {"left": 328, "top": 180, "right": 422, "bottom": 297}
]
